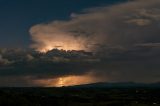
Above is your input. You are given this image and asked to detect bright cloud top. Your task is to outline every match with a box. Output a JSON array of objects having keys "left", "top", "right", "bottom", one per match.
[{"left": 30, "top": 0, "right": 160, "bottom": 53}]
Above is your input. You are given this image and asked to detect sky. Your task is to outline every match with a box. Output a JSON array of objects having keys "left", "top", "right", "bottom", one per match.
[{"left": 0, "top": 0, "right": 160, "bottom": 87}]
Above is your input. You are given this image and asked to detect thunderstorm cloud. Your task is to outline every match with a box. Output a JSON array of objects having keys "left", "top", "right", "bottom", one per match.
[{"left": 0, "top": 0, "right": 160, "bottom": 86}]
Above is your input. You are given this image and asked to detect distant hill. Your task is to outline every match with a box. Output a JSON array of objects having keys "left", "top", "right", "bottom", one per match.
[{"left": 68, "top": 82, "right": 160, "bottom": 88}]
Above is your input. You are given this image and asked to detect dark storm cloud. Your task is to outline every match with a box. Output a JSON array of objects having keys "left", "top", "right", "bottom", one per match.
[
  {"left": 0, "top": 42, "right": 160, "bottom": 86},
  {"left": 0, "top": 0, "right": 160, "bottom": 86},
  {"left": 0, "top": 49, "right": 99, "bottom": 77},
  {"left": 0, "top": 48, "right": 105, "bottom": 86},
  {"left": 0, "top": 54, "right": 11, "bottom": 65}
]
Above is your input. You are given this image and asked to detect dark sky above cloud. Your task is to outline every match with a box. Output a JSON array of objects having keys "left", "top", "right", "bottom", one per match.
[{"left": 0, "top": 0, "right": 160, "bottom": 86}]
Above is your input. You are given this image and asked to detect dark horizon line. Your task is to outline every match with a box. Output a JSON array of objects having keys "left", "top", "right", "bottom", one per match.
[{"left": 0, "top": 81, "right": 159, "bottom": 88}]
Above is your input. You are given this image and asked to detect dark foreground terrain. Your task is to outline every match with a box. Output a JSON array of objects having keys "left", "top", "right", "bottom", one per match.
[{"left": 0, "top": 86, "right": 160, "bottom": 106}]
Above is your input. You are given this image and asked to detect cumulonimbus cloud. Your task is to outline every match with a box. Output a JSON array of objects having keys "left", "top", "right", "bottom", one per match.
[
  {"left": 30, "top": 0, "right": 160, "bottom": 53},
  {"left": 0, "top": 0, "right": 160, "bottom": 86}
]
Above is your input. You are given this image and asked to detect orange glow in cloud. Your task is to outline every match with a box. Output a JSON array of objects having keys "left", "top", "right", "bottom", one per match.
[
  {"left": 34, "top": 73, "right": 104, "bottom": 87},
  {"left": 55, "top": 75, "right": 95, "bottom": 87},
  {"left": 39, "top": 40, "right": 86, "bottom": 53},
  {"left": 30, "top": 30, "right": 90, "bottom": 53}
]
